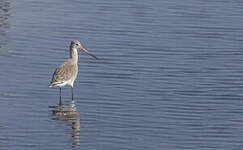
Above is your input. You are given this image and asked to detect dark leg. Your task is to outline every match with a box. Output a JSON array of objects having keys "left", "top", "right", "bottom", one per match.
[
  {"left": 59, "top": 87, "right": 62, "bottom": 105},
  {"left": 72, "top": 87, "right": 74, "bottom": 101}
]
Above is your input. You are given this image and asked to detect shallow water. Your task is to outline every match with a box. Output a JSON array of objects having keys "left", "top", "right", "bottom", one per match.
[{"left": 1, "top": 0, "right": 243, "bottom": 149}]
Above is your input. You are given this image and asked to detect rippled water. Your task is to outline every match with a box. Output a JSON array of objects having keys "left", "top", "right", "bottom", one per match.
[{"left": 1, "top": 0, "right": 243, "bottom": 149}]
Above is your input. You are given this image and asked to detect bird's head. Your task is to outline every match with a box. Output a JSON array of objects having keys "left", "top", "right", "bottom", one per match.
[{"left": 71, "top": 40, "right": 98, "bottom": 59}]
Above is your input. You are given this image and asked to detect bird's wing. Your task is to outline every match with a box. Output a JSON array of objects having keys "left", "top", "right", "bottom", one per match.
[{"left": 49, "top": 60, "right": 75, "bottom": 86}]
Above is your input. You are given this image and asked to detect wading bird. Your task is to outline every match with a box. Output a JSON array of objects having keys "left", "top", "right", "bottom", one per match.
[{"left": 49, "top": 40, "right": 97, "bottom": 105}]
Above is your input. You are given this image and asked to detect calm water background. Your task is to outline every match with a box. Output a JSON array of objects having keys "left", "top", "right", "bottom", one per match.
[{"left": 0, "top": 0, "right": 243, "bottom": 149}]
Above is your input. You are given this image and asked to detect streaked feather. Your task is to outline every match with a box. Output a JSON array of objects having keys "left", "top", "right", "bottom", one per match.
[{"left": 49, "top": 59, "right": 78, "bottom": 87}]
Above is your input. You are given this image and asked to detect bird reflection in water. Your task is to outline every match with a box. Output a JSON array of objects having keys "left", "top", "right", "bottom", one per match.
[{"left": 49, "top": 101, "right": 81, "bottom": 148}]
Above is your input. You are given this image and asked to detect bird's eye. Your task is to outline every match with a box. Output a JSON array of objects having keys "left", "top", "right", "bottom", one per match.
[{"left": 76, "top": 44, "right": 79, "bottom": 46}]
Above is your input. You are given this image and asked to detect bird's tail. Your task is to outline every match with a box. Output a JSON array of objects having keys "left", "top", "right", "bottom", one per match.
[
  {"left": 48, "top": 82, "right": 54, "bottom": 87},
  {"left": 49, "top": 81, "right": 62, "bottom": 87}
]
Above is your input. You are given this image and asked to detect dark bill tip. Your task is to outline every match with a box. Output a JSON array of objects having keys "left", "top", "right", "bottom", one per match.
[
  {"left": 80, "top": 47, "right": 98, "bottom": 59},
  {"left": 89, "top": 53, "right": 98, "bottom": 59}
]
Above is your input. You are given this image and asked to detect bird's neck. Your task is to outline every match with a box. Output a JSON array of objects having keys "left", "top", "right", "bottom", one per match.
[{"left": 70, "top": 47, "right": 78, "bottom": 63}]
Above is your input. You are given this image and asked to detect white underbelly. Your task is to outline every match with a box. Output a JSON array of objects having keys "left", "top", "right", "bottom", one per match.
[{"left": 55, "top": 79, "right": 74, "bottom": 87}]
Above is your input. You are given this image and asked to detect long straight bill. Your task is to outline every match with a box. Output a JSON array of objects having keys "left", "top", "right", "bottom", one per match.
[{"left": 80, "top": 47, "right": 98, "bottom": 59}]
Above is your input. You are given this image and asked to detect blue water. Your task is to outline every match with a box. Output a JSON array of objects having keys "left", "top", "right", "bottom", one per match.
[{"left": 0, "top": 0, "right": 243, "bottom": 149}]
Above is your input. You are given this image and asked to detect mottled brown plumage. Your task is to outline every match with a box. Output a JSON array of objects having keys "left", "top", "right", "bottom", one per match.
[
  {"left": 49, "top": 40, "right": 97, "bottom": 104},
  {"left": 49, "top": 59, "right": 78, "bottom": 87}
]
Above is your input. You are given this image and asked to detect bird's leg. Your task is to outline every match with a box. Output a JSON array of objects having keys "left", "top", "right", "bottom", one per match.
[
  {"left": 71, "top": 87, "right": 74, "bottom": 101},
  {"left": 59, "top": 87, "right": 62, "bottom": 106}
]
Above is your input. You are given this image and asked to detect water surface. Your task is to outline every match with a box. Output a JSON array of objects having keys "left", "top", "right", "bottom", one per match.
[{"left": 1, "top": 0, "right": 243, "bottom": 149}]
